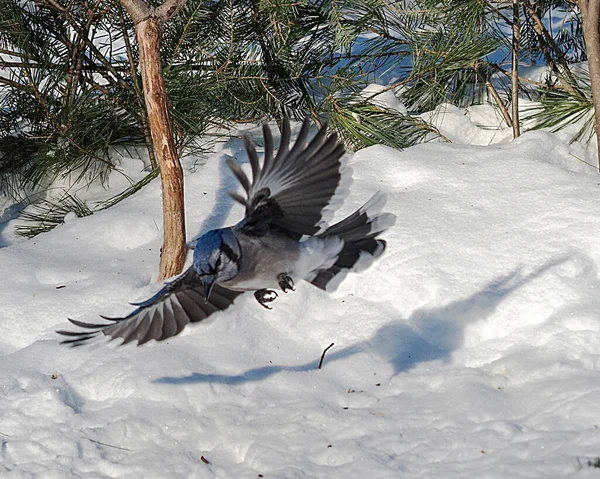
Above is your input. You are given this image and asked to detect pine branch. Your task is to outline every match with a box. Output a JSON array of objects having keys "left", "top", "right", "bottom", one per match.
[
  {"left": 35, "top": 0, "right": 134, "bottom": 93},
  {"left": 0, "top": 60, "right": 130, "bottom": 70}
]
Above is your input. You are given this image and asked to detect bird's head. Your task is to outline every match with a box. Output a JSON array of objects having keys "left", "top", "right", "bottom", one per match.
[{"left": 192, "top": 228, "right": 241, "bottom": 301}]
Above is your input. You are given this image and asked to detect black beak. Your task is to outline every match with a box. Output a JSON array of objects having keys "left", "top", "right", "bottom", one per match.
[{"left": 203, "top": 276, "right": 216, "bottom": 303}]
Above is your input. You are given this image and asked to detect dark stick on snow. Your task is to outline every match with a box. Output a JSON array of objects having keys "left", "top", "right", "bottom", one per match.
[
  {"left": 318, "top": 343, "right": 335, "bottom": 369},
  {"left": 85, "top": 437, "right": 131, "bottom": 451}
]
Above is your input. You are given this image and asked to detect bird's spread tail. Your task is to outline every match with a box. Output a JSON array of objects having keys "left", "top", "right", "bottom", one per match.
[{"left": 307, "top": 191, "right": 396, "bottom": 292}]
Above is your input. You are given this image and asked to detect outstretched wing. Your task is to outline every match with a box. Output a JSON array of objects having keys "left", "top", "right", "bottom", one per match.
[
  {"left": 227, "top": 117, "right": 350, "bottom": 238},
  {"left": 57, "top": 268, "right": 242, "bottom": 347}
]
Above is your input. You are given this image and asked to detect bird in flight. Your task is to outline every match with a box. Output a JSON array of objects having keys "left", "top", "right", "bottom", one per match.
[{"left": 58, "top": 117, "right": 396, "bottom": 346}]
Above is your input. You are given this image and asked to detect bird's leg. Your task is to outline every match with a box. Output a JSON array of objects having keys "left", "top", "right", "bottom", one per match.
[
  {"left": 254, "top": 289, "right": 278, "bottom": 309},
  {"left": 277, "top": 273, "right": 295, "bottom": 293}
]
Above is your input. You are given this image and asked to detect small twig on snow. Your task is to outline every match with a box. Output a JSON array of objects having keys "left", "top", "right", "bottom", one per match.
[
  {"left": 318, "top": 342, "right": 335, "bottom": 369},
  {"left": 85, "top": 437, "right": 131, "bottom": 451}
]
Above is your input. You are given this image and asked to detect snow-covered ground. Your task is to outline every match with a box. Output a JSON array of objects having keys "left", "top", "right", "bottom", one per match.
[{"left": 3, "top": 107, "right": 600, "bottom": 478}]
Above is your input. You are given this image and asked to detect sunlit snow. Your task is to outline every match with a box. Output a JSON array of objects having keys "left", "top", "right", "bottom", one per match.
[{"left": 2, "top": 105, "right": 600, "bottom": 478}]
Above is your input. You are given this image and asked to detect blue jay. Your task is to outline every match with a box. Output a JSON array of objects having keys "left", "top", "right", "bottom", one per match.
[{"left": 58, "top": 118, "right": 396, "bottom": 346}]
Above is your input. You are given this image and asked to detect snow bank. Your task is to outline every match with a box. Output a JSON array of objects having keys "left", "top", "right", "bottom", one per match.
[{"left": 2, "top": 118, "right": 600, "bottom": 477}]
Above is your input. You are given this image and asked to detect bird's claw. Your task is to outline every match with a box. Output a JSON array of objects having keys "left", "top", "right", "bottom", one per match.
[
  {"left": 254, "top": 289, "right": 278, "bottom": 309},
  {"left": 277, "top": 273, "right": 295, "bottom": 293}
]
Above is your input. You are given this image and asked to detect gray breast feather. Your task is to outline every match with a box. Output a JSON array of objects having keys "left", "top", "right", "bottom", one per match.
[{"left": 222, "top": 233, "right": 302, "bottom": 291}]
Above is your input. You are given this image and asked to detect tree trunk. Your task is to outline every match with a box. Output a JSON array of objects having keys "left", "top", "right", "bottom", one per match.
[
  {"left": 511, "top": 0, "right": 521, "bottom": 138},
  {"left": 580, "top": 0, "right": 600, "bottom": 172},
  {"left": 135, "top": 16, "right": 186, "bottom": 279}
]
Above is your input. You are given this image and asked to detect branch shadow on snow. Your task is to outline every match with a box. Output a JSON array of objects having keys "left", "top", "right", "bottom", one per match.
[
  {"left": 155, "top": 345, "right": 363, "bottom": 386},
  {"left": 188, "top": 137, "right": 248, "bottom": 244},
  {"left": 156, "top": 254, "right": 572, "bottom": 386},
  {"left": 190, "top": 126, "right": 276, "bottom": 242},
  {"left": 0, "top": 201, "right": 25, "bottom": 248},
  {"left": 191, "top": 124, "right": 291, "bottom": 240}
]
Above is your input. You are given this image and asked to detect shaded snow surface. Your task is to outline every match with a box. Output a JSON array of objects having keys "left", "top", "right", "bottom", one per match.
[{"left": 3, "top": 116, "right": 600, "bottom": 478}]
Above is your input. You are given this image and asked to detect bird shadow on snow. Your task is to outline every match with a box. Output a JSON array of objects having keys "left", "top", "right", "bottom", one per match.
[
  {"left": 156, "top": 253, "right": 575, "bottom": 386},
  {"left": 369, "top": 254, "right": 570, "bottom": 376}
]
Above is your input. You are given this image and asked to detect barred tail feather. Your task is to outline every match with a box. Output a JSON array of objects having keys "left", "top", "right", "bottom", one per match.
[{"left": 308, "top": 192, "right": 395, "bottom": 292}]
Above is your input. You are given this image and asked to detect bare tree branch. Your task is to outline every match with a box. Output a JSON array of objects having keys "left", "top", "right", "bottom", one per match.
[
  {"left": 511, "top": 0, "right": 521, "bottom": 138},
  {"left": 155, "top": 0, "right": 187, "bottom": 22},
  {"left": 522, "top": 0, "right": 579, "bottom": 96},
  {"left": 119, "top": 0, "right": 151, "bottom": 24},
  {"left": 117, "top": 2, "right": 158, "bottom": 169},
  {"left": 119, "top": 0, "right": 188, "bottom": 278}
]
